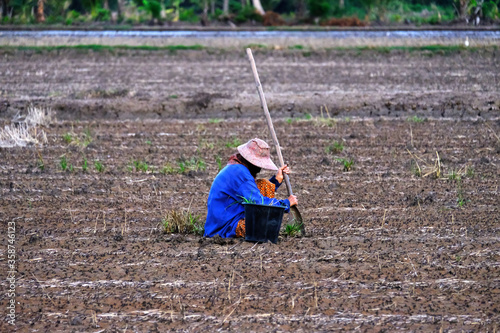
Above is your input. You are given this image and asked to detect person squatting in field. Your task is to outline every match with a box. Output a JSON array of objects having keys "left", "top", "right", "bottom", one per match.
[{"left": 204, "top": 138, "right": 298, "bottom": 238}]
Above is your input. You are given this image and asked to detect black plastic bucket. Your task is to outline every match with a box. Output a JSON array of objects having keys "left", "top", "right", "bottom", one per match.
[{"left": 243, "top": 203, "right": 286, "bottom": 244}]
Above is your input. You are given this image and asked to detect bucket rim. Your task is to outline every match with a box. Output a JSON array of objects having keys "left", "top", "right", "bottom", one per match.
[{"left": 242, "top": 202, "right": 287, "bottom": 210}]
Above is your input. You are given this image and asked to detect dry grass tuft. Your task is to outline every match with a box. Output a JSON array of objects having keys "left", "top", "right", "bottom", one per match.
[
  {"left": 0, "top": 105, "right": 52, "bottom": 148},
  {"left": 162, "top": 209, "right": 204, "bottom": 236}
]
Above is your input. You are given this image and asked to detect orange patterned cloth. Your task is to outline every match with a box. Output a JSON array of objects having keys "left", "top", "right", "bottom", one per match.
[{"left": 235, "top": 179, "right": 276, "bottom": 238}]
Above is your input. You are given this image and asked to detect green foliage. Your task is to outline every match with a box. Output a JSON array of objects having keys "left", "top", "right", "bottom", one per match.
[
  {"left": 335, "top": 157, "right": 354, "bottom": 172},
  {"left": 283, "top": 220, "right": 303, "bottom": 237},
  {"left": 325, "top": 141, "right": 344, "bottom": 154},
  {"left": 225, "top": 137, "right": 242, "bottom": 148},
  {"left": 178, "top": 157, "right": 206, "bottom": 173},
  {"left": 63, "top": 133, "right": 73, "bottom": 144},
  {"left": 160, "top": 163, "right": 176, "bottom": 174},
  {"left": 407, "top": 115, "right": 425, "bottom": 123},
  {"left": 140, "top": 0, "right": 162, "bottom": 20},
  {"left": 179, "top": 8, "right": 198, "bottom": 22},
  {"left": 62, "top": 129, "right": 92, "bottom": 148},
  {"left": 456, "top": 177, "right": 468, "bottom": 207},
  {"left": 209, "top": 118, "right": 222, "bottom": 124},
  {"left": 245, "top": 44, "right": 267, "bottom": 49},
  {"left": 215, "top": 155, "right": 223, "bottom": 172},
  {"left": 37, "top": 157, "right": 45, "bottom": 171},
  {"left": 60, "top": 155, "right": 68, "bottom": 171},
  {"left": 238, "top": 195, "right": 256, "bottom": 204},
  {"left": 235, "top": 5, "right": 263, "bottom": 23},
  {"left": 448, "top": 169, "right": 459, "bottom": 180},
  {"left": 93, "top": 8, "right": 111, "bottom": 21},
  {"left": 94, "top": 160, "right": 105, "bottom": 173},
  {"left": 132, "top": 160, "right": 149, "bottom": 172},
  {"left": 82, "top": 158, "right": 88, "bottom": 172},
  {"left": 161, "top": 157, "right": 206, "bottom": 174},
  {"left": 0, "top": 0, "right": 476, "bottom": 26},
  {"left": 308, "top": 0, "right": 334, "bottom": 18},
  {"left": 60, "top": 155, "right": 74, "bottom": 172},
  {"left": 163, "top": 209, "right": 204, "bottom": 236},
  {"left": 466, "top": 166, "right": 475, "bottom": 178},
  {"left": 483, "top": 0, "right": 500, "bottom": 20}
]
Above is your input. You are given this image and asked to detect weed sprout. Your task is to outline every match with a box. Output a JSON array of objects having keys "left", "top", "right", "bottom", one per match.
[
  {"left": 82, "top": 158, "right": 88, "bottom": 172},
  {"left": 60, "top": 155, "right": 68, "bottom": 171},
  {"left": 225, "top": 137, "right": 242, "bottom": 148},
  {"left": 283, "top": 220, "right": 303, "bottom": 237},
  {"left": 407, "top": 115, "right": 425, "bottom": 123},
  {"left": 335, "top": 157, "right": 354, "bottom": 172},
  {"left": 325, "top": 141, "right": 344, "bottom": 154},
  {"left": 94, "top": 160, "right": 105, "bottom": 173}
]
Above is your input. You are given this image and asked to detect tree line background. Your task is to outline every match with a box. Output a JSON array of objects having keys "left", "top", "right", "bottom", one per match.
[{"left": 0, "top": 0, "right": 498, "bottom": 26}]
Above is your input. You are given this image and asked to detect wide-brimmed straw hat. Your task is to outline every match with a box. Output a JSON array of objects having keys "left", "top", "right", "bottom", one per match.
[{"left": 237, "top": 138, "right": 278, "bottom": 171}]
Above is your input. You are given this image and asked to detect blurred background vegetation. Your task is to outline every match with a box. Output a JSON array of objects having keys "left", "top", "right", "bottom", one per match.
[{"left": 0, "top": 0, "right": 498, "bottom": 26}]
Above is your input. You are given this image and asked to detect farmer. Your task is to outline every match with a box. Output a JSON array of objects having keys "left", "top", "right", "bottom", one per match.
[{"left": 204, "top": 138, "right": 298, "bottom": 238}]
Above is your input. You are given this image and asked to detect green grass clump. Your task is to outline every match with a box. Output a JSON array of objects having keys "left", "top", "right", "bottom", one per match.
[
  {"left": 209, "top": 118, "right": 222, "bottom": 124},
  {"left": 407, "top": 115, "right": 425, "bottom": 123},
  {"left": 335, "top": 157, "right": 354, "bottom": 172},
  {"left": 60, "top": 156, "right": 66, "bottom": 171},
  {"left": 178, "top": 157, "right": 206, "bottom": 173},
  {"left": 131, "top": 160, "right": 149, "bottom": 172},
  {"left": 448, "top": 169, "right": 460, "bottom": 181},
  {"left": 62, "top": 129, "right": 92, "bottom": 148},
  {"left": 225, "top": 137, "right": 242, "bottom": 148},
  {"left": 94, "top": 160, "right": 105, "bottom": 173},
  {"left": 283, "top": 220, "right": 303, "bottom": 237},
  {"left": 82, "top": 158, "right": 88, "bottom": 172},
  {"left": 325, "top": 141, "right": 344, "bottom": 154},
  {"left": 62, "top": 133, "right": 73, "bottom": 144},
  {"left": 456, "top": 177, "right": 468, "bottom": 207},
  {"left": 245, "top": 44, "right": 267, "bottom": 49},
  {"left": 161, "top": 157, "right": 206, "bottom": 174},
  {"left": 466, "top": 166, "right": 475, "bottom": 178},
  {"left": 160, "top": 163, "right": 176, "bottom": 175},
  {"left": 215, "top": 155, "right": 223, "bottom": 172},
  {"left": 163, "top": 209, "right": 204, "bottom": 236},
  {"left": 8, "top": 44, "right": 204, "bottom": 53},
  {"left": 37, "top": 156, "right": 45, "bottom": 171}
]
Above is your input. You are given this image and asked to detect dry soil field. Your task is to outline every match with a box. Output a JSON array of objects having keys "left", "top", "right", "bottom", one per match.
[{"left": 1, "top": 46, "right": 499, "bottom": 332}]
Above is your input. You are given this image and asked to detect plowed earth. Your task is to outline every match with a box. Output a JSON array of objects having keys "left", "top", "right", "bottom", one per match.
[{"left": 0, "top": 48, "right": 499, "bottom": 332}]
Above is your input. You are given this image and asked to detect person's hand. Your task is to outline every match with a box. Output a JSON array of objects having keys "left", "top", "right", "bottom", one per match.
[
  {"left": 276, "top": 164, "right": 291, "bottom": 184},
  {"left": 288, "top": 195, "right": 298, "bottom": 207}
]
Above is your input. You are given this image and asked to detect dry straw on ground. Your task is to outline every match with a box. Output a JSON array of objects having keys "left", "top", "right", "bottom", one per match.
[{"left": 0, "top": 105, "right": 52, "bottom": 148}]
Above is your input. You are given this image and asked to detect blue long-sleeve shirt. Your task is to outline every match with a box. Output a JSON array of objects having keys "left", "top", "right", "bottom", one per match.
[{"left": 204, "top": 164, "right": 290, "bottom": 238}]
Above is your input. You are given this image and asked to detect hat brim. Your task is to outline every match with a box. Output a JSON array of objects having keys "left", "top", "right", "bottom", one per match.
[{"left": 237, "top": 145, "right": 278, "bottom": 171}]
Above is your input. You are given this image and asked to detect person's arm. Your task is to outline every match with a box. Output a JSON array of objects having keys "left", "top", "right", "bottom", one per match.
[
  {"left": 269, "top": 175, "right": 281, "bottom": 190},
  {"left": 272, "top": 165, "right": 291, "bottom": 191}
]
